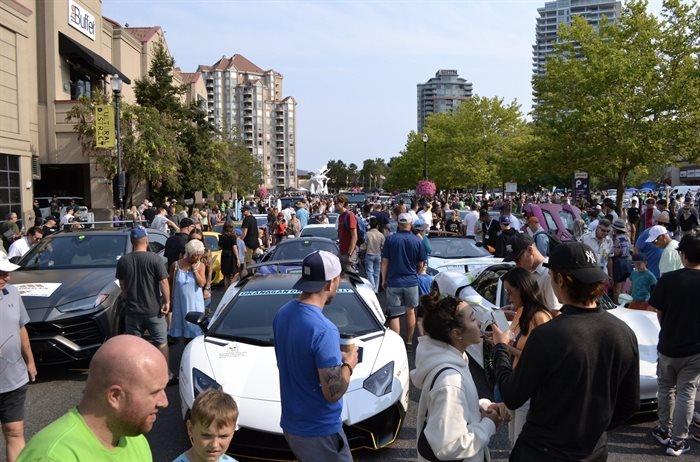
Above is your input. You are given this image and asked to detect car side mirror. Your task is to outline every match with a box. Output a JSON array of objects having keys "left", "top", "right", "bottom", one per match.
[
  {"left": 9, "top": 256, "right": 21, "bottom": 264},
  {"left": 384, "top": 304, "right": 406, "bottom": 327},
  {"left": 185, "top": 311, "right": 208, "bottom": 330}
]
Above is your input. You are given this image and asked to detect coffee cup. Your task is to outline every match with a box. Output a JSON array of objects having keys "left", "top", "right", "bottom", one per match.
[{"left": 339, "top": 333, "right": 355, "bottom": 353}]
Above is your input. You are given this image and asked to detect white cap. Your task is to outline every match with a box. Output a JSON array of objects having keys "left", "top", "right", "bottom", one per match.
[
  {"left": 646, "top": 225, "right": 668, "bottom": 243},
  {"left": 398, "top": 213, "right": 413, "bottom": 224},
  {"left": 0, "top": 256, "right": 20, "bottom": 272}
]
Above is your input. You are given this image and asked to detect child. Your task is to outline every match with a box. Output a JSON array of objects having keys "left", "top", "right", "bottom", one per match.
[
  {"left": 627, "top": 253, "right": 657, "bottom": 311},
  {"left": 173, "top": 389, "right": 239, "bottom": 462}
]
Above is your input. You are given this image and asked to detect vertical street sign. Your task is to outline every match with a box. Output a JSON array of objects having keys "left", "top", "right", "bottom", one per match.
[
  {"left": 573, "top": 172, "right": 589, "bottom": 202},
  {"left": 95, "top": 105, "right": 115, "bottom": 149}
]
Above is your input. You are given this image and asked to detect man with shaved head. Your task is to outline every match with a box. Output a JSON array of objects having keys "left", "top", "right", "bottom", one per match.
[{"left": 17, "top": 335, "right": 168, "bottom": 461}]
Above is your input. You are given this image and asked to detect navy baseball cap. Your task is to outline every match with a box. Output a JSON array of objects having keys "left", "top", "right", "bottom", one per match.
[
  {"left": 503, "top": 234, "right": 533, "bottom": 262},
  {"left": 179, "top": 217, "right": 194, "bottom": 228},
  {"left": 293, "top": 250, "right": 342, "bottom": 293},
  {"left": 543, "top": 242, "right": 607, "bottom": 283},
  {"left": 130, "top": 226, "right": 148, "bottom": 240}
]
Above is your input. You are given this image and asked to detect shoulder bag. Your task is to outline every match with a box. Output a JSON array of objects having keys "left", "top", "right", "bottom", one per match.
[{"left": 417, "top": 366, "right": 463, "bottom": 462}]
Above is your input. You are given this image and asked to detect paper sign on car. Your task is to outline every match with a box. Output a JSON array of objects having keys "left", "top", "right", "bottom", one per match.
[{"left": 15, "top": 283, "right": 62, "bottom": 297}]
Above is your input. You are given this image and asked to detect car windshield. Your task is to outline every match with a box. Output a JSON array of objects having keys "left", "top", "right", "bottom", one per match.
[
  {"left": 269, "top": 239, "right": 337, "bottom": 261},
  {"left": 19, "top": 234, "right": 128, "bottom": 269},
  {"left": 559, "top": 210, "right": 575, "bottom": 233},
  {"left": 429, "top": 238, "right": 490, "bottom": 258},
  {"left": 203, "top": 234, "right": 220, "bottom": 251},
  {"left": 300, "top": 226, "right": 337, "bottom": 241},
  {"left": 208, "top": 288, "right": 381, "bottom": 344}
]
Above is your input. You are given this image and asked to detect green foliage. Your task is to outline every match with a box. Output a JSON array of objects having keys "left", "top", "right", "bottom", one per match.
[
  {"left": 532, "top": 0, "right": 700, "bottom": 207},
  {"left": 69, "top": 39, "right": 262, "bottom": 204},
  {"left": 385, "top": 97, "right": 529, "bottom": 191},
  {"left": 326, "top": 160, "right": 348, "bottom": 191}
]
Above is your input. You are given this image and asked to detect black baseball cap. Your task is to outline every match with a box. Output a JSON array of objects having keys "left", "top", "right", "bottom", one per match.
[
  {"left": 543, "top": 242, "right": 607, "bottom": 283},
  {"left": 503, "top": 234, "right": 534, "bottom": 262}
]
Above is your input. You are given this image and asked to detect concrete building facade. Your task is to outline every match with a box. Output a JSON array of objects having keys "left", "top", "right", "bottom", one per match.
[
  {"left": 198, "top": 56, "right": 297, "bottom": 195},
  {"left": 533, "top": 0, "right": 621, "bottom": 76},
  {"left": 0, "top": 0, "right": 206, "bottom": 225},
  {"left": 417, "top": 69, "right": 473, "bottom": 133}
]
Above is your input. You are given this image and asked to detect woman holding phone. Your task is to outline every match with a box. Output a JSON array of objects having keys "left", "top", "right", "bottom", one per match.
[{"left": 485, "top": 267, "right": 553, "bottom": 446}]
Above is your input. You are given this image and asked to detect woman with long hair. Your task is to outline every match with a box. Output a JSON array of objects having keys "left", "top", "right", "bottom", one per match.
[
  {"left": 489, "top": 267, "right": 553, "bottom": 446},
  {"left": 411, "top": 292, "right": 509, "bottom": 462}
]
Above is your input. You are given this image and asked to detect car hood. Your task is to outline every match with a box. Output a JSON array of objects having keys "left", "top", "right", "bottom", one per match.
[
  {"left": 607, "top": 307, "right": 660, "bottom": 378},
  {"left": 429, "top": 256, "right": 501, "bottom": 278},
  {"left": 199, "top": 332, "right": 387, "bottom": 433},
  {"left": 11, "top": 268, "right": 118, "bottom": 313}
]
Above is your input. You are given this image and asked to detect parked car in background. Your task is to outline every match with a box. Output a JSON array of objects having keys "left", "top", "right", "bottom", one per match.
[
  {"left": 202, "top": 231, "right": 223, "bottom": 285},
  {"left": 179, "top": 266, "right": 409, "bottom": 460},
  {"left": 35, "top": 196, "right": 89, "bottom": 220},
  {"left": 11, "top": 226, "right": 169, "bottom": 364},
  {"left": 433, "top": 265, "right": 660, "bottom": 413},
  {"left": 259, "top": 237, "right": 338, "bottom": 263},
  {"left": 426, "top": 233, "right": 499, "bottom": 280},
  {"left": 521, "top": 203, "right": 581, "bottom": 241},
  {"left": 299, "top": 223, "right": 338, "bottom": 242}
]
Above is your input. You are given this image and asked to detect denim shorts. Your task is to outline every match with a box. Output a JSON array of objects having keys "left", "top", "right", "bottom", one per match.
[
  {"left": 386, "top": 286, "right": 419, "bottom": 308},
  {"left": 0, "top": 384, "right": 27, "bottom": 423},
  {"left": 125, "top": 315, "right": 168, "bottom": 346}
]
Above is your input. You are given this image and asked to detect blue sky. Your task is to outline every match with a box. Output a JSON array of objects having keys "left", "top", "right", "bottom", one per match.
[{"left": 103, "top": 0, "right": 663, "bottom": 171}]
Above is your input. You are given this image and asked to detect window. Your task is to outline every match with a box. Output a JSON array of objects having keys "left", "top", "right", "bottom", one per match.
[
  {"left": 69, "top": 67, "right": 94, "bottom": 100},
  {"left": 0, "top": 154, "right": 21, "bottom": 226}
]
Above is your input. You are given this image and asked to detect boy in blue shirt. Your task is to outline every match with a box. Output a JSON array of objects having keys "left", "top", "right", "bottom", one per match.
[{"left": 628, "top": 253, "right": 657, "bottom": 311}]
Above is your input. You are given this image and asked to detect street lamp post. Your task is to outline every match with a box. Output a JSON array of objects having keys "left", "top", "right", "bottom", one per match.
[
  {"left": 422, "top": 133, "right": 429, "bottom": 180},
  {"left": 111, "top": 74, "right": 124, "bottom": 217}
]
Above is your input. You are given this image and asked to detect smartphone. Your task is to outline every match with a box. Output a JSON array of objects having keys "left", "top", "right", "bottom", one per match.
[{"left": 491, "top": 310, "right": 510, "bottom": 332}]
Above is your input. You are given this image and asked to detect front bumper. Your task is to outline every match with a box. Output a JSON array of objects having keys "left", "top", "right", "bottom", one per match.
[
  {"left": 226, "top": 402, "right": 405, "bottom": 461},
  {"left": 25, "top": 309, "right": 111, "bottom": 364}
]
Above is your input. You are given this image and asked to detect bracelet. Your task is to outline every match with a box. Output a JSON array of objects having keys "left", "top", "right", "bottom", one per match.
[{"left": 341, "top": 362, "right": 353, "bottom": 375}]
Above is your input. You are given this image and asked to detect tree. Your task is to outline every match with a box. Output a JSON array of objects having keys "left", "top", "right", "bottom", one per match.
[
  {"left": 532, "top": 0, "right": 700, "bottom": 209},
  {"left": 66, "top": 91, "right": 184, "bottom": 207},
  {"left": 134, "top": 41, "right": 186, "bottom": 116},
  {"left": 326, "top": 160, "right": 348, "bottom": 192},
  {"left": 385, "top": 96, "right": 529, "bottom": 191}
]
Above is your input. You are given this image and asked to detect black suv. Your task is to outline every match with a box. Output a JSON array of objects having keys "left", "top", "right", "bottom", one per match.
[{"left": 11, "top": 226, "right": 168, "bottom": 364}]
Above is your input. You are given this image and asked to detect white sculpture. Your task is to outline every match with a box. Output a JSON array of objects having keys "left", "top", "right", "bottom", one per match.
[{"left": 309, "top": 164, "right": 330, "bottom": 195}]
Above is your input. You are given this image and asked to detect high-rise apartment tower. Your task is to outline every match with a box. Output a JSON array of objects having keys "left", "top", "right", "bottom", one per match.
[
  {"left": 417, "top": 70, "right": 473, "bottom": 132},
  {"left": 198, "top": 55, "right": 296, "bottom": 194},
  {"left": 533, "top": 0, "right": 621, "bottom": 76}
]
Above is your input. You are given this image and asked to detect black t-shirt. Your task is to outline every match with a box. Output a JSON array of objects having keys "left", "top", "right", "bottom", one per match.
[
  {"left": 627, "top": 206, "right": 640, "bottom": 225},
  {"left": 370, "top": 211, "right": 390, "bottom": 233},
  {"left": 649, "top": 267, "right": 700, "bottom": 357},
  {"left": 115, "top": 251, "right": 168, "bottom": 317},
  {"left": 242, "top": 215, "right": 259, "bottom": 249},
  {"left": 164, "top": 233, "right": 188, "bottom": 268},
  {"left": 143, "top": 207, "right": 156, "bottom": 224},
  {"left": 445, "top": 217, "right": 463, "bottom": 234}
]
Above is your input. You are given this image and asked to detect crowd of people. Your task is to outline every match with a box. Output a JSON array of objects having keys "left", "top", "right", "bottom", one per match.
[{"left": 0, "top": 187, "right": 699, "bottom": 461}]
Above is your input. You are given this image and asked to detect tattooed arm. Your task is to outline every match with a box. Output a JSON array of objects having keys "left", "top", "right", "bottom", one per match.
[{"left": 318, "top": 364, "right": 352, "bottom": 403}]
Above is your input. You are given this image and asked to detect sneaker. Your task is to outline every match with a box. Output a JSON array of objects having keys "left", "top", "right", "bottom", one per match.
[
  {"left": 651, "top": 426, "right": 671, "bottom": 446},
  {"left": 666, "top": 439, "right": 690, "bottom": 456}
]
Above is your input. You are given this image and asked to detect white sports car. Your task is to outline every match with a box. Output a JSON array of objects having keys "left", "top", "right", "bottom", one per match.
[
  {"left": 178, "top": 266, "right": 410, "bottom": 460},
  {"left": 434, "top": 265, "right": 660, "bottom": 412},
  {"left": 426, "top": 234, "right": 501, "bottom": 281}
]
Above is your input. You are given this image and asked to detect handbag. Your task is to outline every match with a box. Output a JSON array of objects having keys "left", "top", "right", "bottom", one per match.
[{"left": 417, "top": 367, "right": 462, "bottom": 462}]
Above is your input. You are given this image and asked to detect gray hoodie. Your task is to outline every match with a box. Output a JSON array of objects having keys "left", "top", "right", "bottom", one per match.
[{"left": 411, "top": 335, "right": 496, "bottom": 462}]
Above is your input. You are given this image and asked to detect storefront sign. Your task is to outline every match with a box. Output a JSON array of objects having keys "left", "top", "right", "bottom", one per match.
[
  {"left": 95, "top": 105, "right": 115, "bottom": 148},
  {"left": 68, "top": 0, "right": 96, "bottom": 41}
]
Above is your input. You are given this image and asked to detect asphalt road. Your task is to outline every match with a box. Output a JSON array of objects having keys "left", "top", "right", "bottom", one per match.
[{"left": 2, "top": 285, "right": 698, "bottom": 462}]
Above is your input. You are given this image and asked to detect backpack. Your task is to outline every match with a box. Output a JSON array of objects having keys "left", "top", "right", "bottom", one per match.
[
  {"left": 344, "top": 212, "right": 366, "bottom": 246},
  {"left": 533, "top": 230, "right": 561, "bottom": 255}
]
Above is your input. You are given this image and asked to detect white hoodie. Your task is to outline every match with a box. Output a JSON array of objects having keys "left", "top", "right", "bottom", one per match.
[{"left": 410, "top": 335, "right": 496, "bottom": 462}]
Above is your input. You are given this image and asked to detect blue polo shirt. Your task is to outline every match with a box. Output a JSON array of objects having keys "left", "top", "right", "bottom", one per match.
[
  {"left": 381, "top": 230, "right": 427, "bottom": 288},
  {"left": 272, "top": 300, "right": 342, "bottom": 436},
  {"left": 635, "top": 228, "right": 664, "bottom": 279}
]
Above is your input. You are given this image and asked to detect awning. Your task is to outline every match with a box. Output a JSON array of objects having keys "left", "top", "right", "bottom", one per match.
[{"left": 58, "top": 32, "right": 131, "bottom": 84}]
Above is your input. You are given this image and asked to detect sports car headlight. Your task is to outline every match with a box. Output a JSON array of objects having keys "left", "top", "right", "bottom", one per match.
[
  {"left": 363, "top": 361, "right": 394, "bottom": 397},
  {"left": 192, "top": 368, "right": 222, "bottom": 398},
  {"left": 56, "top": 294, "right": 109, "bottom": 313}
]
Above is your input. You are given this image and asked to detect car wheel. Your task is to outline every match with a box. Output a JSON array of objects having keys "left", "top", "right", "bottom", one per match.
[{"left": 111, "top": 297, "right": 126, "bottom": 336}]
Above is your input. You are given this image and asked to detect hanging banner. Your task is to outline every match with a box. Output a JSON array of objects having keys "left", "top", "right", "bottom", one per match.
[{"left": 95, "top": 105, "right": 115, "bottom": 148}]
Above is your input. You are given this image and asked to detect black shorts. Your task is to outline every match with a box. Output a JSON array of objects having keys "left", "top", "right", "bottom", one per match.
[{"left": 0, "top": 384, "right": 28, "bottom": 423}]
